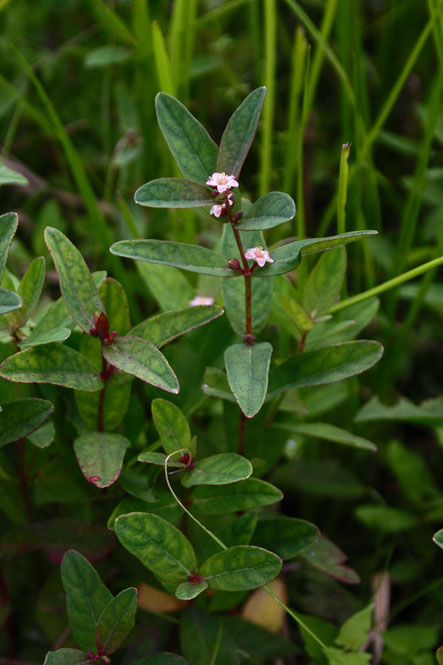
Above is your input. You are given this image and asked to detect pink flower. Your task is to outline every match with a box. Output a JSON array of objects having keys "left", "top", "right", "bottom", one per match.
[
  {"left": 209, "top": 193, "right": 234, "bottom": 218},
  {"left": 244, "top": 246, "right": 274, "bottom": 268},
  {"left": 189, "top": 296, "right": 215, "bottom": 307},
  {"left": 206, "top": 172, "right": 239, "bottom": 194}
]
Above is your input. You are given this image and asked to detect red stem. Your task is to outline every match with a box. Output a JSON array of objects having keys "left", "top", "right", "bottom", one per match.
[
  {"left": 97, "top": 344, "right": 108, "bottom": 432},
  {"left": 225, "top": 197, "right": 253, "bottom": 341}
]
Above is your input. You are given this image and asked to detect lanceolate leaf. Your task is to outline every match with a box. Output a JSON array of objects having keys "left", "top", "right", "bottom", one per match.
[
  {"left": 217, "top": 87, "right": 266, "bottom": 178},
  {"left": 190, "top": 478, "right": 283, "bottom": 515},
  {"left": 303, "top": 246, "right": 346, "bottom": 317},
  {"left": 151, "top": 398, "right": 193, "bottom": 455},
  {"left": 129, "top": 305, "right": 224, "bottom": 347},
  {"left": 0, "top": 344, "right": 103, "bottom": 391},
  {"left": 0, "top": 163, "right": 28, "bottom": 187},
  {"left": 95, "top": 588, "right": 137, "bottom": 655},
  {"left": 61, "top": 550, "right": 113, "bottom": 652},
  {"left": 433, "top": 529, "right": 443, "bottom": 549},
  {"left": 252, "top": 516, "right": 320, "bottom": 560},
  {"left": 19, "top": 327, "right": 71, "bottom": 349},
  {"left": 43, "top": 649, "right": 91, "bottom": 665},
  {"left": 0, "top": 212, "right": 18, "bottom": 280},
  {"left": 7, "top": 256, "right": 45, "bottom": 327},
  {"left": 134, "top": 178, "right": 215, "bottom": 208},
  {"left": 0, "top": 287, "right": 21, "bottom": 314},
  {"left": 236, "top": 192, "right": 296, "bottom": 231},
  {"left": 115, "top": 513, "right": 197, "bottom": 584},
  {"left": 254, "top": 231, "right": 378, "bottom": 277},
  {"left": 268, "top": 341, "right": 383, "bottom": 398},
  {"left": 44, "top": 227, "right": 104, "bottom": 332},
  {"left": 221, "top": 225, "right": 272, "bottom": 334},
  {"left": 200, "top": 546, "right": 282, "bottom": 591},
  {"left": 111, "top": 239, "right": 236, "bottom": 278},
  {"left": 181, "top": 453, "right": 253, "bottom": 488},
  {"left": 103, "top": 336, "right": 179, "bottom": 393},
  {"left": 175, "top": 579, "right": 208, "bottom": 600},
  {"left": 225, "top": 342, "right": 273, "bottom": 418},
  {"left": 138, "top": 451, "right": 185, "bottom": 468},
  {"left": 276, "top": 422, "right": 377, "bottom": 451},
  {"left": 0, "top": 398, "right": 53, "bottom": 447},
  {"left": 155, "top": 92, "right": 218, "bottom": 184},
  {"left": 74, "top": 432, "right": 130, "bottom": 488}
]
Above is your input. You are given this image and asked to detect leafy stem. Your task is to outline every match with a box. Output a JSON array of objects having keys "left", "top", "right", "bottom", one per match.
[{"left": 163, "top": 450, "right": 346, "bottom": 665}]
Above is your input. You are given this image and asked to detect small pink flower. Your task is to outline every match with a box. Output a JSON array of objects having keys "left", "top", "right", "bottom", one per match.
[
  {"left": 206, "top": 172, "right": 239, "bottom": 194},
  {"left": 209, "top": 193, "right": 234, "bottom": 218},
  {"left": 189, "top": 296, "right": 215, "bottom": 307},
  {"left": 244, "top": 246, "right": 274, "bottom": 268}
]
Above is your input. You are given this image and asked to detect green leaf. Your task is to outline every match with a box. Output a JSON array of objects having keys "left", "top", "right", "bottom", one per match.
[
  {"left": 276, "top": 422, "right": 377, "bottom": 452},
  {"left": 0, "top": 212, "right": 18, "bottom": 279},
  {"left": 27, "top": 421, "right": 55, "bottom": 448},
  {"left": 303, "top": 246, "right": 346, "bottom": 317},
  {"left": 130, "top": 305, "right": 224, "bottom": 347},
  {"left": 136, "top": 261, "right": 193, "bottom": 312},
  {"left": 354, "top": 505, "right": 418, "bottom": 532},
  {"left": 200, "top": 545, "right": 281, "bottom": 591},
  {"left": 221, "top": 225, "right": 272, "bottom": 334},
  {"left": 336, "top": 604, "right": 373, "bottom": 652},
  {"left": 433, "top": 529, "right": 443, "bottom": 549},
  {"left": 225, "top": 342, "right": 272, "bottom": 418},
  {"left": 43, "top": 649, "right": 91, "bottom": 665},
  {"left": 236, "top": 192, "right": 296, "bottom": 231},
  {"left": 0, "top": 344, "right": 103, "bottom": 391},
  {"left": 84, "top": 45, "right": 131, "bottom": 68},
  {"left": 98, "top": 277, "right": 131, "bottom": 334},
  {"left": 103, "top": 336, "right": 179, "bottom": 393},
  {"left": 6, "top": 257, "right": 45, "bottom": 327},
  {"left": 200, "top": 513, "right": 258, "bottom": 562},
  {"left": 95, "top": 587, "right": 137, "bottom": 655},
  {"left": 355, "top": 395, "right": 443, "bottom": 426},
  {"left": 115, "top": 512, "right": 197, "bottom": 583},
  {"left": 326, "top": 649, "right": 371, "bottom": 665},
  {"left": 252, "top": 515, "right": 319, "bottom": 560},
  {"left": 61, "top": 550, "right": 113, "bottom": 652},
  {"left": 280, "top": 295, "right": 313, "bottom": 333},
  {"left": 0, "top": 398, "right": 53, "bottom": 447},
  {"left": 44, "top": 227, "right": 104, "bottom": 333},
  {"left": 253, "top": 231, "right": 377, "bottom": 277},
  {"left": 181, "top": 453, "right": 253, "bottom": 488},
  {"left": 0, "top": 162, "right": 28, "bottom": 186},
  {"left": 190, "top": 478, "right": 283, "bottom": 515},
  {"left": 217, "top": 87, "right": 266, "bottom": 178},
  {"left": 268, "top": 341, "right": 383, "bottom": 398},
  {"left": 151, "top": 398, "right": 193, "bottom": 455},
  {"left": 175, "top": 579, "right": 208, "bottom": 600},
  {"left": 0, "top": 288, "right": 21, "bottom": 314},
  {"left": 20, "top": 327, "right": 71, "bottom": 349},
  {"left": 138, "top": 451, "right": 185, "bottom": 468},
  {"left": 111, "top": 239, "right": 236, "bottom": 278},
  {"left": 74, "top": 432, "right": 130, "bottom": 489},
  {"left": 301, "top": 536, "right": 360, "bottom": 585},
  {"left": 201, "top": 367, "right": 235, "bottom": 403},
  {"left": 155, "top": 92, "right": 218, "bottom": 184},
  {"left": 438, "top": 647, "right": 443, "bottom": 665},
  {"left": 134, "top": 178, "right": 214, "bottom": 208}
]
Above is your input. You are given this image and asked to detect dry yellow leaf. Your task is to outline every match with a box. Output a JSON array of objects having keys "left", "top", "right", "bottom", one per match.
[
  {"left": 137, "top": 583, "right": 187, "bottom": 613},
  {"left": 241, "top": 577, "right": 288, "bottom": 634}
]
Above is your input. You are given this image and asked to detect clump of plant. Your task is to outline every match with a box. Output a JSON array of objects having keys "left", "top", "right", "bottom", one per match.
[{"left": 0, "top": 89, "right": 391, "bottom": 665}]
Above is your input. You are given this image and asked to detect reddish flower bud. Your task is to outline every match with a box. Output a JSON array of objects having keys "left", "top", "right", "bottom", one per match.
[{"left": 228, "top": 257, "right": 242, "bottom": 272}]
